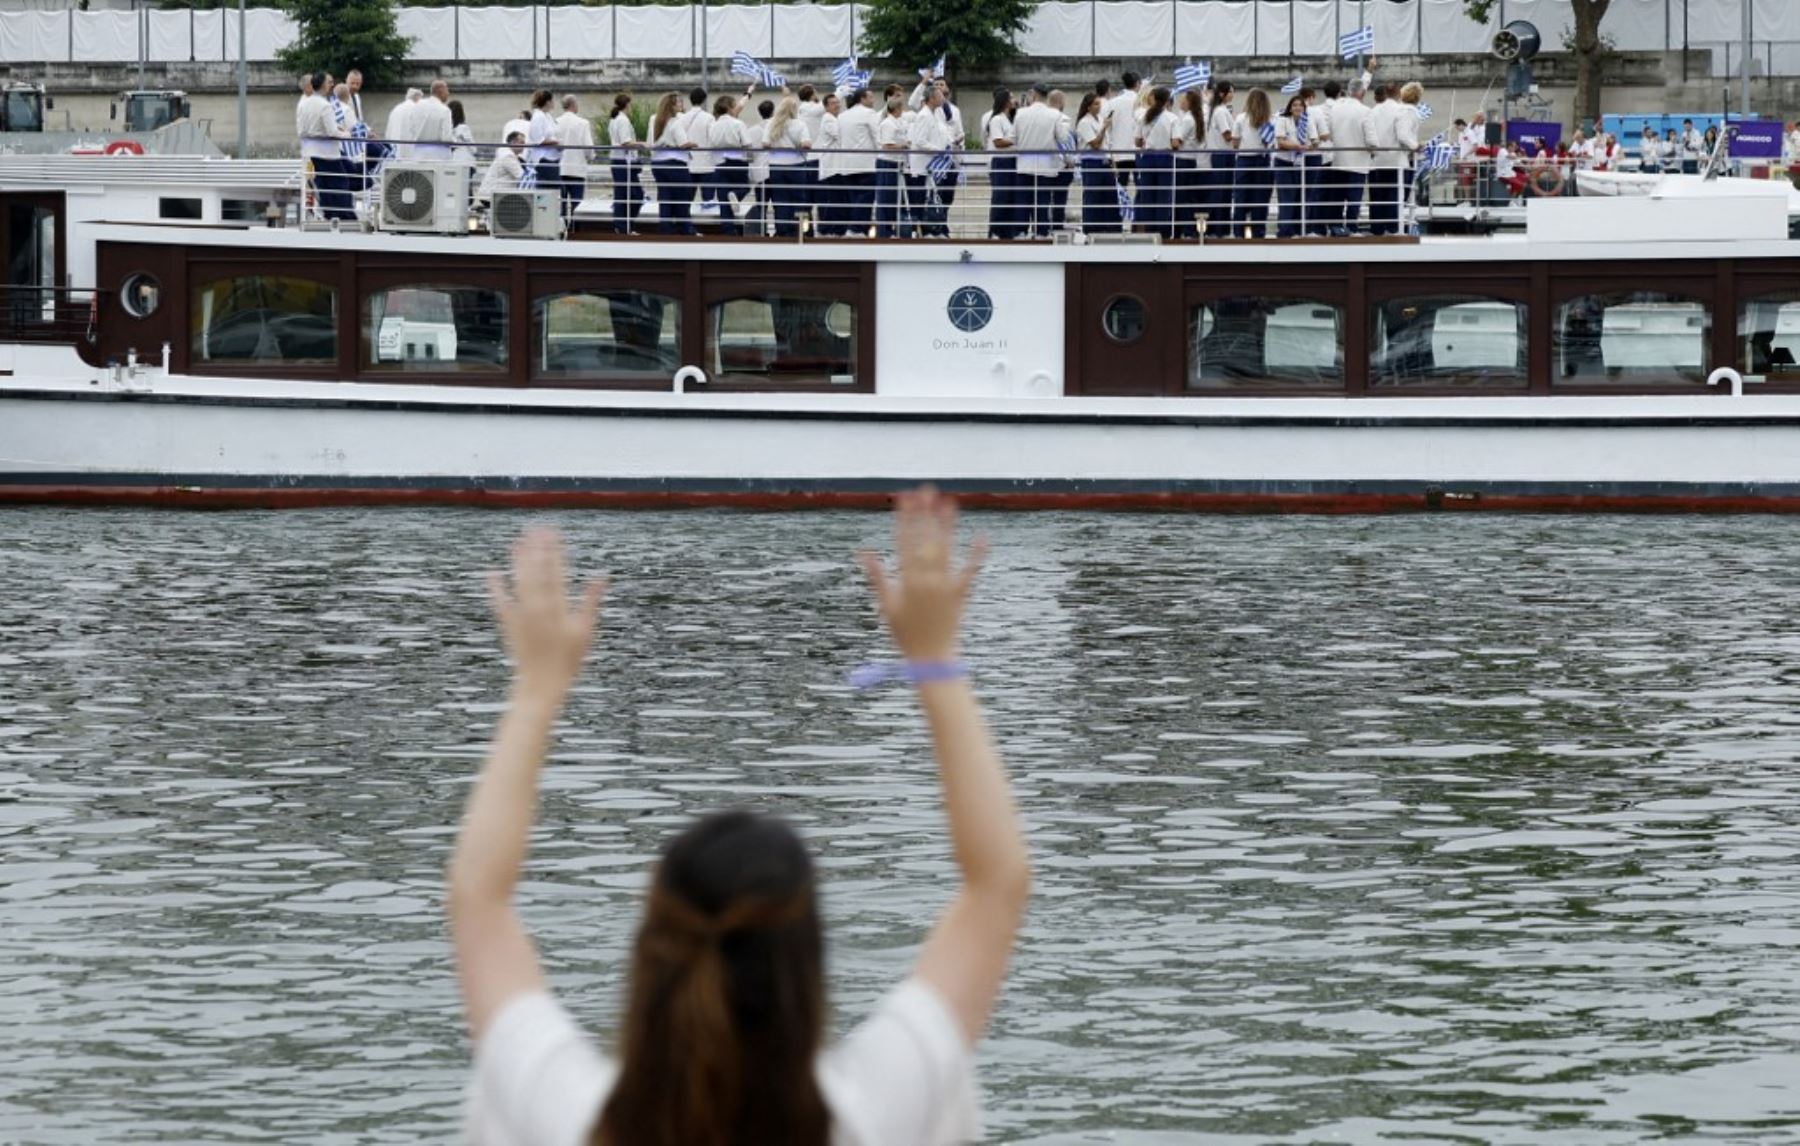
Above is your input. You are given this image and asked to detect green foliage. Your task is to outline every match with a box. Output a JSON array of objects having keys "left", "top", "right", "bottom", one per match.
[
  {"left": 858, "top": 0, "right": 1034, "bottom": 77},
  {"left": 1461, "top": 0, "right": 1498, "bottom": 21},
  {"left": 279, "top": 0, "right": 411, "bottom": 87}
]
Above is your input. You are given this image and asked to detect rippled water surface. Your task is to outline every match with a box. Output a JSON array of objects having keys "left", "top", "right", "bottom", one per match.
[{"left": 3, "top": 510, "right": 1800, "bottom": 1144}]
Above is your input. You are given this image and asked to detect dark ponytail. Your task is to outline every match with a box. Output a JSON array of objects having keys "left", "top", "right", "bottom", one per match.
[
  {"left": 593, "top": 812, "right": 828, "bottom": 1146},
  {"left": 1143, "top": 86, "right": 1172, "bottom": 126}
]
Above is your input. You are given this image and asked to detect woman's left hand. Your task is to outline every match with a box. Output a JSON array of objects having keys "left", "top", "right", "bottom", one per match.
[{"left": 487, "top": 528, "right": 607, "bottom": 696}]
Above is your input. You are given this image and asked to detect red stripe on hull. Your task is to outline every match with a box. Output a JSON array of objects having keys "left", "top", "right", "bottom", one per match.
[{"left": 6, "top": 485, "right": 1800, "bottom": 513}]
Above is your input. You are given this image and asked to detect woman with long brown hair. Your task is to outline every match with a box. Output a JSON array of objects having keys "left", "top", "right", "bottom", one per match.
[
  {"left": 1232, "top": 87, "right": 1276, "bottom": 238},
  {"left": 648, "top": 91, "right": 695, "bottom": 235},
  {"left": 453, "top": 487, "right": 1030, "bottom": 1145}
]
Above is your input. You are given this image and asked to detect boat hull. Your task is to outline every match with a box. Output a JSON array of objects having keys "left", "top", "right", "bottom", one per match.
[{"left": 7, "top": 381, "right": 1800, "bottom": 512}]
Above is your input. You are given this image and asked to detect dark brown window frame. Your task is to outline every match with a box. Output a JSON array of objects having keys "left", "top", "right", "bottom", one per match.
[
  {"left": 1547, "top": 273, "right": 1718, "bottom": 392},
  {"left": 527, "top": 270, "right": 689, "bottom": 391},
  {"left": 699, "top": 269, "right": 873, "bottom": 394},
  {"left": 1364, "top": 279, "right": 1533, "bottom": 396},
  {"left": 186, "top": 258, "right": 344, "bottom": 380},
  {"left": 1183, "top": 275, "right": 1352, "bottom": 397}
]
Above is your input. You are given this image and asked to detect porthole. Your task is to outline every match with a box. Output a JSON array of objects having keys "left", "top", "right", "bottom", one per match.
[
  {"left": 121, "top": 272, "right": 161, "bottom": 319},
  {"left": 1102, "top": 294, "right": 1146, "bottom": 344}
]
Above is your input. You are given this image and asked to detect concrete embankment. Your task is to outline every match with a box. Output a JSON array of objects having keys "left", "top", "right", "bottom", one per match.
[{"left": 2, "top": 50, "right": 1784, "bottom": 156}]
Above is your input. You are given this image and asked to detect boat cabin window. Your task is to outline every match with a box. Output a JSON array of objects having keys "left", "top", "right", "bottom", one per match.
[
  {"left": 1555, "top": 291, "right": 1709, "bottom": 385},
  {"left": 159, "top": 198, "right": 203, "bottom": 222},
  {"left": 365, "top": 285, "right": 508, "bottom": 373},
  {"left": 1738, "top": 291, "right": 1800, "bottom": 378},
  {"left": 193, "top": 275, "right": 336, "bottom": 366},
  {"left": 1370, "top": 295, "right": 1526, "bottom": 388},
  {"left": 708, "top": 295, "right": 855, "bottom": 386},
  {"left": 1102, "top": 295, "right": 1147, "bottom": 344},
  {"left": 535, "top": 290, "right": 680, "bottom": 378},
  {"left": 1187, "top": 297, "right": 1342, "bottom": 390}
]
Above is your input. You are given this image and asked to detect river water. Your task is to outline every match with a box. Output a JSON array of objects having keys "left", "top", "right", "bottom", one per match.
[{"left": 2, "top": 509, "right": 1798, "bottom": 1144}]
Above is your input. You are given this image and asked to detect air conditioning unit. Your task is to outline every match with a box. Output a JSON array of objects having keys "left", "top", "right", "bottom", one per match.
[
  {"left": 489, "top": 190, "right": 564, "bottom": 239},
  {"left": 379, "top": 163, "right": 468, "bottom": 234}
]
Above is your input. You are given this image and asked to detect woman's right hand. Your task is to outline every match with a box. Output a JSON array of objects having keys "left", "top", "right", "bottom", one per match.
[{"left": 858, "top": 487, "right": 986, "bottom": 663}]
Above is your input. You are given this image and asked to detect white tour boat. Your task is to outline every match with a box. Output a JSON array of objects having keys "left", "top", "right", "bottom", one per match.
[{"left": 3, "top": 155, "right": 1800, "bottom": 512}]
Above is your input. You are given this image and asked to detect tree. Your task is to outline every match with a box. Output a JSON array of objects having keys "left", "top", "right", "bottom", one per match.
[
  {"left": 279, "top": 0, "right": 411, "bottom": 88},
  {"left": 1464, "top": 0, "right": 1611, "bottom": 129},
  {"left": 857, "top": 0, "right": 1035, "bottom": 90}
]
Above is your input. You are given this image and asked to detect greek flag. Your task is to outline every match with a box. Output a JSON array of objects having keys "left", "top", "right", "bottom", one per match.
[
  {"left": 1297, "top": 111, "right": 1309, "bottom": 140},
  {"left": 1417, "top": 103, "right": 1434, "bottom": 121},
  {"left": 1057, "top": 128, "right": 1076, "bottom": 153},
  {"left": 929, "top": 55, "right": 945, "bottom": 79},
  {"left": 1422, "top": 135, "right": 1455, "bottom": 171},
  {"left": 927, "top": 149, "right": 954, "bottom": 179},
  {"left": 1339, "top": 25, "right": 1375, "bottom": 58},
  {"left": 1173, "top": 60, "right": 1210, "bottom": 94},
  {"left": 1259, "top": 122, "right": 1276, "bottom": 147},
  {"left": 331, "top": 96, "right": 361, "bottom": 162},
  {"left": 519, "top": 165, "right": 537, "bottom": 190},
  {"left": 731, "top": 51, "right": 783, "bottom": 87},
  {"left": 833, "top": 57, "right": 870, "bottom": 92},
  {"left": 343, "top": 118, "right": 369, "bottom": 163},
  {"left": 1117, "top": 180, "right": 1134, "bottom": 227},
  {"left": 1280, "top": 76, "right": 1303, "bottom": 96}
]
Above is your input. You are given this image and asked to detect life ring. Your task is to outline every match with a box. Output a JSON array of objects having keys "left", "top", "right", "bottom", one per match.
[
  {"left": 105, "top": 139, "right": 145, "bottom": 156},
  {"left": 1528, "top": 165, "right": 1565, "bottom": 197}
]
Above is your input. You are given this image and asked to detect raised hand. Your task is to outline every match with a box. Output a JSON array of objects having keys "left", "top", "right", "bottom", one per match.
[
  {"left": 857, "top": 486, "right": 987, "bottom": 663},
  {"left": 486, "top": 527, "right": 606, "bottom": 695}
]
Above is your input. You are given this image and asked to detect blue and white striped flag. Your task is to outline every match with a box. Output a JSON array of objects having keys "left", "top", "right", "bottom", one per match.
[
  {"left": 927, "top": 149, "right": 954, "bottom": 180},
  {"left": 832, "top": 57, "right": 870, "bottom": 90},
  {"left": 1280, "top": 76, "right": 1303, "bottom": 96},
  {"left": 1339, "top": 26, "right": 1375, "bottom": 58},
  {"left": 731, "top": 50, "right": 784, "bottom": 88},
  {"left": 929, "top": 54, "right": 945, "bottom": 79},
  {"left": 518, "top": 165, "right": 537, "bottom": 190},
  {"left": 1173, "top": 60, "right": 1210, "bottom": 94},
  {"left": 1417, "top": 103, "right": 1434, "bottom": 121},
  {"left": 342, "top": 117, "right": 369, "bottom": 163},
  {"left": 1057, "top": 128, "right": 1076, "bottom": 152},
  {"left": 1421, "top": 132, "right": 1454, "bottom": 171},
  {"left": 1117, "top": 180, "right": 1134, "bottom": 227},
  {"left": 1259, "top": 121, "right": 1276, "bottom": 147},
  {"left": 1297, "top": 110, "right": 1310, "bottom": 140}
]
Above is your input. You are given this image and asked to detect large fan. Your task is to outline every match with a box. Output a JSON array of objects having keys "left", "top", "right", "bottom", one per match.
[
  {"left": 493, "top": 193, "right": 536, "bottom": 235},
  {"left": 383, "top": 168, "right": 437, "bottom": 225}
]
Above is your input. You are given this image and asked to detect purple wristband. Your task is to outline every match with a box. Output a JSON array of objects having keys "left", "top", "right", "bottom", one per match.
[{"left": 848, "top": 660, "right": 969, "bottom": 689}]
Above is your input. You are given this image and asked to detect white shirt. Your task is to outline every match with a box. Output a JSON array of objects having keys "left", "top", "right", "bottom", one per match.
[
  {"left": 1013, "top": 101, "right": 1067, "bottom": 175},
  {"left": 685, "top": 108, "right": 717, "bottom": 174},
  {"left": 1172, "top": 109, "right": 1198, "bottom": 158},
  {"left": 1365, "top": 100, "right": 1405, "bottom": 168},
  {"left": 1203, "top": 103, "right": 1236, "bottom": 168},
  {"left": 1077, "top": 114, "right": 1104, "bottom": 152},
  {"left": 556, "top": 110, "right": 594, "bottom": 176},
  {"left": 710, "top": 115, "right": 747, "bottom": 162},
  {"left": 817, "top": 111, "right": 842, "bottom": 179},
  {"left": 767, "top": 119, "right": 811, "bottom": 165},
  {"left": 907, "top": 108, "right": 953, "bottom": 177},
  {"left": 982, "top": 110, "right": 1015, "bottom": 155},
  {"left": 745, "top": 122, "right": 770, "bottom": 183},
  {"left": 1102, "top": 89, "right": 1139, "bottom": 154},
  {"left": 1458, "top": 123, "right": 1485, "bottom": 160},
  {"left": 477, "top": 149, "right": 523, "bottom": 202},
  {"left": 1325, "top": 97, "right": 1370, "bottom": 171},
  {"left": 297, "top": 93, "right": 338, "bottom": 161},
  {"left": 526, "top": 107, "right": 560, "bottom": 166},
  {"left": 501, "top": 118, "right": 530, "bottom": 152},
  {"left": 608, "top": 112, "right": 637, "bottom": 163},
  {"left": 1234, "top": 113, "right": 1273, "bottom": 154},
  {"left": 837, "top": 104, "right": 879, "bottom": 172},
  {"left": 1137, "top": 110, "right": 1176, "bottom": 152},
  {"left": 464, "top": 978, "right": 978, "bottom": 1146},
  {"left": 798, "top": 99, "right": 826, "bottom": 146},
  {"left": 1682, "top": 127, "right": 1704, "bottom": 157},
  {"left": 414, "top": 97, "right": 454, "bottom": 162},
  {"left": 1272, "top": 115, "right": 1302, "bottom": 164},
  {"left": 651, "top": 116, "right": 690, "bottom": 164},
  {"left": 384, "top": 98, "right": 418, "bottom": 157},
  {"left": 878, "top": 113, "right": 909, "bottom": 156}
]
